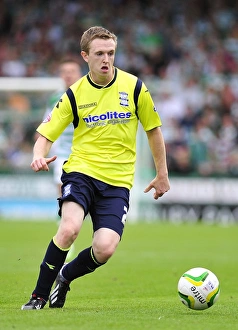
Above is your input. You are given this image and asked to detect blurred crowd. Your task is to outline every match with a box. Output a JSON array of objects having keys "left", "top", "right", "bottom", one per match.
[{"left": 0, "top": 0, "right": 238, "bottom": 176}]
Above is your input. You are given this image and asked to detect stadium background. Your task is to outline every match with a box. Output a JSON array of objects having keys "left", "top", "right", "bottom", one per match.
[{"left": 0, "top": 0, "right": 238, "bottom": 222}]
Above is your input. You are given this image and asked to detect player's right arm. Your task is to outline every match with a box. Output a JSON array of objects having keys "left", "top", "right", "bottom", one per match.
[{"left": 31, "top": 134, "right": 57, "bottom": 172}]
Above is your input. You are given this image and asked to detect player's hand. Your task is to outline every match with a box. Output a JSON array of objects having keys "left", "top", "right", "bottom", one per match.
[
  {"left": 144, "top": 176, "right": 170, "bottom": 200},
  {"left": 31, "top": 155, "right": 57, "bottom": 172}
]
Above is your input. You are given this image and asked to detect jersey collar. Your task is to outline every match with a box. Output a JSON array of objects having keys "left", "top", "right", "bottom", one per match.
[{"left": 87, "top": 67, "right": 117, "bottom": 89}]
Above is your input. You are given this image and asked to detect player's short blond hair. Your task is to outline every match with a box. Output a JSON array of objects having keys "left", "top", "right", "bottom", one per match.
[{"left": 80, "top": 26, "right": 117, "bottom": 53}]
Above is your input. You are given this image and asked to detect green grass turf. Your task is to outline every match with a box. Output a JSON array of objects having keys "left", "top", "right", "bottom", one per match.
[{"left": 0, "top": 218, "right": 238, "bottom": 330}]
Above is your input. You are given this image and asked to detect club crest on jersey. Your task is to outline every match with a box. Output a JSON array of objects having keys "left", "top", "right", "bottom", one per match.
[{"left": 119, "top": 91, "right": 129, "bottom": 107}]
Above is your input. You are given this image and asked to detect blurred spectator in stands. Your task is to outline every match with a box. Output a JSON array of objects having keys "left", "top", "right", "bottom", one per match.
[
  {"left": 1, "top": 48, "right": 26, "bottom": 77},
  {"left": 215, "top": 113, "right": 238, "bottom": 174}
]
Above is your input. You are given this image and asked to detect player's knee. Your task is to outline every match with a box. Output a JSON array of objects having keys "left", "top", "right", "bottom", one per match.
[
  {"left": 93, "top": 240, "right": 118, "bottom": 262},
  {"left": 62, "top": 226, "right": 79, "bottom": 241},
  {"left": 56, "top": 220, "right": 80, "bottom": 246}
]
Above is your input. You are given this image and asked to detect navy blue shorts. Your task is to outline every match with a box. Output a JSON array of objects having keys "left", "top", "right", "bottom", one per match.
[{"left": 58, "top": 172, "right": 130, "bottom": 237}]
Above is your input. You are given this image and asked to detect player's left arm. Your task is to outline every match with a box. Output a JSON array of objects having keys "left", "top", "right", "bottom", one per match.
[
  {"left": 136, "top": 81, "right": 170, "bottom": 198},
  {"left": 144, "top": 127, "right": 170, "bottom": 199}
]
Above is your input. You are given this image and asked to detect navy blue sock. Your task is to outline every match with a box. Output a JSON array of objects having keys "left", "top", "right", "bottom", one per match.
[
  {"left": 62, "top": 247, "right": 105, "bottom": 281},
  {"left": 33, "top": 239, "right": 69, "bottom": 301}
]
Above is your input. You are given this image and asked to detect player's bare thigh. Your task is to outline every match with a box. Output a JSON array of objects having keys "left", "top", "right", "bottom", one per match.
[{"left": 55, "top": 201, "right": 85, "bottom": 249}]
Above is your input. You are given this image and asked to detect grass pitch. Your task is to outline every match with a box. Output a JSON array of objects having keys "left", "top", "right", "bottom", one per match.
[{"left": 0, "top": 218, "right": 238, "bottom": 330}]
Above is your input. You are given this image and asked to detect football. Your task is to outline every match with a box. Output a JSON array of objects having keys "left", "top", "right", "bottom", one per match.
[{"left": 177, "top": 267, "right": 220, "bottom": 310}]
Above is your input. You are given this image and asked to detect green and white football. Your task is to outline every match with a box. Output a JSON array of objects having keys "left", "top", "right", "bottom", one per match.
[{"left": 178, "top": 267, "right": 220, "bottom": 310}]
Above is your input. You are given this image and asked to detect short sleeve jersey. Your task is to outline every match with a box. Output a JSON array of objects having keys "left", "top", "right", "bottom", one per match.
[{"left": 37, "top": 68, "right": 162, "bottom": 189}]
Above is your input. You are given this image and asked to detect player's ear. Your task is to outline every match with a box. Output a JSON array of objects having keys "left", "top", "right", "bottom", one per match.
[{"left": 81, "top": 51, "right": 88, "bottom": 62}]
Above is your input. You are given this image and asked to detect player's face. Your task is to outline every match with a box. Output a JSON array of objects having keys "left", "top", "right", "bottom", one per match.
[
  {"left": 59, "top": 63, "right": 81, "bottom": 88},
  {"left": 81, "top": 38, "right": 116, "bottom": 85}
]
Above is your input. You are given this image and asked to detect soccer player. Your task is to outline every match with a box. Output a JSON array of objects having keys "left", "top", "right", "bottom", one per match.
[{"left": 21, "top": 26, "right": 170, "bottom": 310}]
